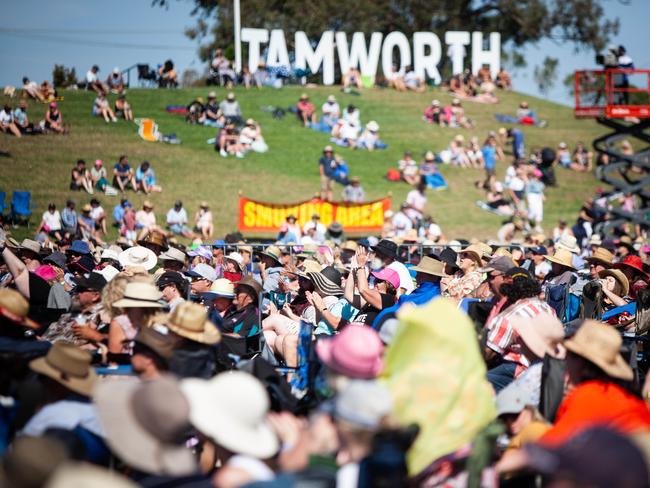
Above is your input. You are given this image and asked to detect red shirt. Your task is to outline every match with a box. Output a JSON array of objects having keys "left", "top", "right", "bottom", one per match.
[{"left": 541, "top": 380, "right": 650, "bottom": 446}]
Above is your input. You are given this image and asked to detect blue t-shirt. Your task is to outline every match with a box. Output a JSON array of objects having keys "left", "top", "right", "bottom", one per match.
[
  {"left": 113, "top": 204, "right": 125, "bottom": 223},
  {"left": 319, "top": 156, "right": 336, "bottom": 177},
  {"left": 114, "top": 163, "right": 131, "bottom": 176},
  {"left": 482, "top": 145, "right": 496, "bottom": 170},
  {"left": 372, "top": 281, "right": 441, "bottom": 329}
]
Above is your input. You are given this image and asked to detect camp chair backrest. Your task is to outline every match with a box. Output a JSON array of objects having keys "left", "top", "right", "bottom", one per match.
[
  {"left": 635, "top": 288, "right": 650, "bottom": 336},
  {"left": 546, "top": 283, "right": 581, "bottom": 323},
  {"left": 137, "top": 118, "right": 159, "bottom": 142},
  {"left": 10, "top": 191, "right": 32, "bottom": 216},
  {"left": 581, "top": 280, "right": 603, "bottom": 320},
  {"left": 539, "top": 355, "right": 566, "bottom": 423},
  {"left": 0, "top": 191, "right": 6, "bottom": 213}
]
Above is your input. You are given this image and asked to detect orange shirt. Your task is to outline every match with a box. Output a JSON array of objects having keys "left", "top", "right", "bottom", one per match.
[{"left": 541, "top": 380, "right": 650, "bottom": 446}]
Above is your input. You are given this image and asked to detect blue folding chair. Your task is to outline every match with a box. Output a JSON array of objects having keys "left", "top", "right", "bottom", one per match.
[
  {"left": 0, "top": 192, "right": 6, "bottom": 215},
  {"left": 9, "top": 191, "right": 32, "bottom": 226}
]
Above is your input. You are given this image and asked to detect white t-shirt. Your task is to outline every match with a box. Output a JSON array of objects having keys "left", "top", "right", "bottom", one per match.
[
  {"left": 406, "top": 190, "right": 427, "bottom": 221},
  {"left": 86, "top": 70, "right": 98, "bottom": 83},
  {"left": 321, "top": 101, "right": 340, "bottom": 118},
  {"left": 428, "top": 223, "right": 442, "bottom": 239},
  {"left": 42, "top": 210, "right": 62, "bottom": 231},
  {"left": 136, "top": 210, "right": 156, "bottom": 227},
  {"left": 0, "top": 110, "right": 12, "bottom": 125},
  {"left": 167, "top": 207, "right": 188, "bottom": 225},
  {"left": 391, "top": 212, "right": 412, "bottom": 237},
  {"left": 507, "top": 176, "right": 525, "bottom": 192},
  {"left": 404, "top": 71, "right": 419, "bottom": 86},
  {"left": 388, "top": 260, "right": 415, "bottom": 294},
  {"left": 90, "top": 205, "right": 104, "bottom": 220}
]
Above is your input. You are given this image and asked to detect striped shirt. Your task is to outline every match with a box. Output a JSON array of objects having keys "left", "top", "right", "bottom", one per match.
[{"left": 486, "top": 298, "right": 556, "bottom": 377}]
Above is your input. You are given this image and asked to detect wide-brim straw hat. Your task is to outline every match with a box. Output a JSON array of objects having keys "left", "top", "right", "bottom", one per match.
[
  {"left": 0, "top": 288, "right": 40, "bottom": 329},
  {"left": 94, "top": 376, "right": 197, "bottom": 476},
  {"left": 235, "top": 275, "right": 263, "bottom": 298},
  {"left": 119, "top": 246, "right": 158, "bottom": 271},
  {"left": 564, "top": 320, "right": 633, "bottom": 381},
  {"left": 286, "top": 259, "right": 321, "bottom": 279},
  {"left": 410, "top": 256, "right": 448, "bottom": 278},
  {"left": 256, "top": 245, "right": 282, "bottom": 265},
  {"left": 181, "top": 372, "right": 279, "bottom": 459},
  {"left": 585, "top": 247, "right": 614, "bottom": 266},
  {"left": 598, "top": 269, "right": 630, "bottom": 297},
  {"left": 113, "top": 282, "right": 165, "bottom": 309},
  {"left": 457, "top": 244, "right": 484, "bottom": 265},
  {"left": 201, "top": 278, "right": 235, "bottom": 300},
  {"left": 166, "top": 301, "right": 221, "bottom": 345},
  {"left": 556, "top": 235, "right": 580, "bottom": 254},
  {"left": 29, "top": 342, "right": 97, "bottom": 397},
  {"left": 545, "top": 249, "right": 576, "bottom": 270},
  {"left": 158, "top": 246, "right": 186, "bottom": 264}
]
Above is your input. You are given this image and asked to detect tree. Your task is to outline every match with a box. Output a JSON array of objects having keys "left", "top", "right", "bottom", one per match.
[
  {"left": 534, "top": 56, "right": 559, "bottom": 95},
  {"left": 52, "top": 65, "right": 78, "bottom": 88},
  {"left": 154, "top": 0, "right": 619, "bottom": 66}
]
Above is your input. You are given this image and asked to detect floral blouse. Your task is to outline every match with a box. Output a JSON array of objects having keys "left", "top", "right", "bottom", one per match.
[{"left": 442, "top": 271, "right": 484, "bottom": 301}]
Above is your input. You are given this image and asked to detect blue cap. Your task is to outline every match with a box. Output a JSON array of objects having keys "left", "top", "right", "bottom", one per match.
[
  {"left": 531, "top": 246, "right": 547, "bottom": 255},
  {"left": 212, "top": 239, "right": 226, "bottom": 248},
  {"left": 67, "top": 240, "right": 91, "bottom": 255}
]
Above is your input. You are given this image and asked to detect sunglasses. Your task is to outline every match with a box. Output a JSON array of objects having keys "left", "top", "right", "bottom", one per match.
[{"left": 486, "top": 272, "right": 503, "bottom": 281}]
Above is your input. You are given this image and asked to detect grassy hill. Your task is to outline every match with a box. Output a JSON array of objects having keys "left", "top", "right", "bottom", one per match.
[{"left": 0, "top": 85, "right": 605, "bottom": 241}]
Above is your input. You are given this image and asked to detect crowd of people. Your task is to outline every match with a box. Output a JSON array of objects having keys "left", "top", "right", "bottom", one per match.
[
  {"left": 1, "top": 201, "right": 650, "bottom": 487},
  {"left": 0, "top": 100, "right": 66, "bottom": 136}
]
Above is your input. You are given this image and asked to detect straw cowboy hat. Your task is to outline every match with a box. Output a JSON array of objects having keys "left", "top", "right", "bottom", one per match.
[
  {"left": 166, "top": 301, "right": 221, "bottom": 345},
  {"left": 158, "top": 246, "right": 186, "bottom": 264},
  {"left": 585, "top": 247, "right": 614, "bottom": 267},
  {"left": 588, "top": 234, "right": 603, "bottom": 247},
  {"left": 0, "top": 288, "right": 40, "bottom": 329},
  {"left": 94, "top": 375, "right": 197, "bottom": 476},
  {"left": 18, "top": 238, "right": 41, "bottom": 255},
  {"left": 556, "top": 234, "right": 580, "bottom": 254},
  {"left": 29, "top": 342, "right": 97, "bottom": 397},
  {"left": 0, "top": 436, "right": 71, "bottom": 488},
  {"left": 235, "top": 275, "right": 264, "bottom": 299},
  {"left": 564, "top": 320, "right": 633, "bottom": 381},
  {"left": 119, "top": 246, "right": 158, "bottom": 271},
  {"left": 181, "top": 371, "right": 279, "bottom": 459},
  {"left": 458, "top": 244, "right": 485, "bottom": 265},
  {"left": 257, "top": 245, "right": 282, "bottom": 266},
  {"left": 410, "top": 256, "right": 448, "bottom": 278},
  {"left": 201, "top": 278, "right": 235, "bottom": 300},
  {"left": 113, "top": 282, "right": 165, "bottom": 309},
  {"left": 545, "top": 249, "right": 576, "bottom": 270},
  {"left": 598, "top": 268, "right": 630, "bottom": 297},
  {"left": 512, "top": 310, "right": 565, "bottom": 359},
  {"left": 287, "top": 259, "right": 321, "bottom": 279}
]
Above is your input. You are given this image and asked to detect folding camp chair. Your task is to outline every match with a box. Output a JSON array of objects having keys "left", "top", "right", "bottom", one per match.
[
  {"left": 136, "top": 64, "right": 157, "bottom": 87},
  {"left": 0, "top": 192, "right": 6, "bottom": 216},
  {"left": 135, "top": 118, "right": 160, "bottom": 142},
  {"left": 9, "top": 191, "right": 32, "bottom": 226}
]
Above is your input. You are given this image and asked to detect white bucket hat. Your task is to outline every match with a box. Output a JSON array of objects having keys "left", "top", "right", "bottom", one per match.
[
  {"left": 366, "top": 120, "right": 379, "bottom": 132},
  {"left": 118, "top": 246, "right": 157, "bottom": 271},
  {"left": 112, "top": 282, "right": 164, "bottom": 309},
  {"left": 181, "top": 372, "right": 279, "bottom": 459},
  {"left": 101, "top": 248, "right": 120, "bottom": 262}
]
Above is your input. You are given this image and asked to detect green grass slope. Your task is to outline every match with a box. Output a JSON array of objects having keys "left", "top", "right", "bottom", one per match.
[{"left": 0, "top": 86, "right": 604, "bottom": 241}]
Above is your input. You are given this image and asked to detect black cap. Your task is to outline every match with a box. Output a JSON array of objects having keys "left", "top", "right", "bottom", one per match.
[
  {"left": 72, "top": 272, "right": 107, "bottom": 292},
  {"left": 157, "top": 271, "right": 187, "bottom": 289},
  {"left": 505, "top": 267, "right": 533, "bottom": 280},
  {"left": 438, "top": 248, "right": 460, "bottom": 272},
  {"left": 67, "top": 255, "right": 96, "bottom": 274},
  {"left": 372, "top": 239, "right": 398, "bottom": 259}
]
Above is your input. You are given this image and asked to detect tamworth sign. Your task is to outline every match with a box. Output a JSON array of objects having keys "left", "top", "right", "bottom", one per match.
[{"left": 241, "top": 28, "right": 501, "bottom": 84}]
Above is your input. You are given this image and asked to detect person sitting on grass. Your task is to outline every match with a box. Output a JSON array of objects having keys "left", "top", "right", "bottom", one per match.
[
  {"left": 167, "top": 201, "right": 195, "bottom": 239},
  {"left": 44, "top": 102, "right": 65, "bottom": 134},
  {"left": 573, "top": 141, "right": 593, "bottom": 172},
  {"left": 113, "top": 155, "right": 136, "bottom": 193},
  {"left": 22, "top": 77, "right": 44, "bottom": 101},
  {"left": 90, "top": 159, "right": 109, "bottom": 192},
  {"left": 93, "top": 92, "right": 117, "bottom": 123},
  {"left": 194, "top": 202, "right": 214, "bottom": 240},
  {"left": 219, "top": 92, "right": 243, "bottom": 125},
  {"left": 86, "top": 64, "right": 108, "bottom": 94},
  {"left": 12, "top": 100, "right": 37, "bottom": 135},
  {"left": 135, "top": 200, "right": 164, "bottom": 241},
  {"left": 114, "top": 95, "right": 133, "bottom": 121},
  {"left": 135, "top": 161, "right": 162, "bottom": 194},
  {"left": 79, "top": 203, "right": 105, "bottom": 244},
  {"left": 496, "top": 68, "right": 512, "bottom": 89},
  {"left": 296, "top": 93, "right": 317, "bottom": 127},
  {"left": 0, "top": 105, "right": 21, "bottom": 137},
  {"left": 36, "top": 203, "right": 63, "bottom": 242},
  {"left": 320, "top": 94, "right": 340, "bottom": 129},
  {"left": 239, "top": 118, "right": 267, "bottom": 153},
  {"left": 357, "top": 120, "right": 386, "bottom": 151},
  {"left": 342, "top": 67, "right": 363, "bottom": 89},
  {"left": 106, "top": 67, "right": 125, "bottom": 94},
  {"left": 39, "top": 80, "right": 56, "bottom": 101},
  {"left": 398, "top": 151, "right": 420, "bottom": 186},
  {"left": 90, "top": 198, "right": 108, "bottom": 235},
  {"left": 403, "top": 65, "right": 426, "bottom": 93},
  {"left": 158, "top": 59, "right": 178, "bottom": 88},
  {"left": 70, "top": 159, "right": 94, "bottom": 194},
  {"left": 216, "top": 122, "right": 244, "bottom": 158},
  {"left": 386, "top": 63, "right": 406, "bottom": 91},
  {"left": 202, "top": 92, "right": 224, "bottom": 127},
  {"left": 423, "top": 99, "right": 444, "bottom": 126}
]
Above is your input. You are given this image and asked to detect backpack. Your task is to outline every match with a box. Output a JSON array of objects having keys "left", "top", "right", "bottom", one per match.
[
  {"left": 546, "top": 282, "right": 581, "bottom": 323},
  {"left": 386, "top": 168, "right": 401, "bottom": 181}
]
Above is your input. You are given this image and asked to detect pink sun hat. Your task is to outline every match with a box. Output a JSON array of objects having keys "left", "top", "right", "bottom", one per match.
[
  {"left": 316, "top": 325, "right": 384, "bottom": 379},
  {"left": 371, "top": 268, "right": 400, "bottom": 289}
]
